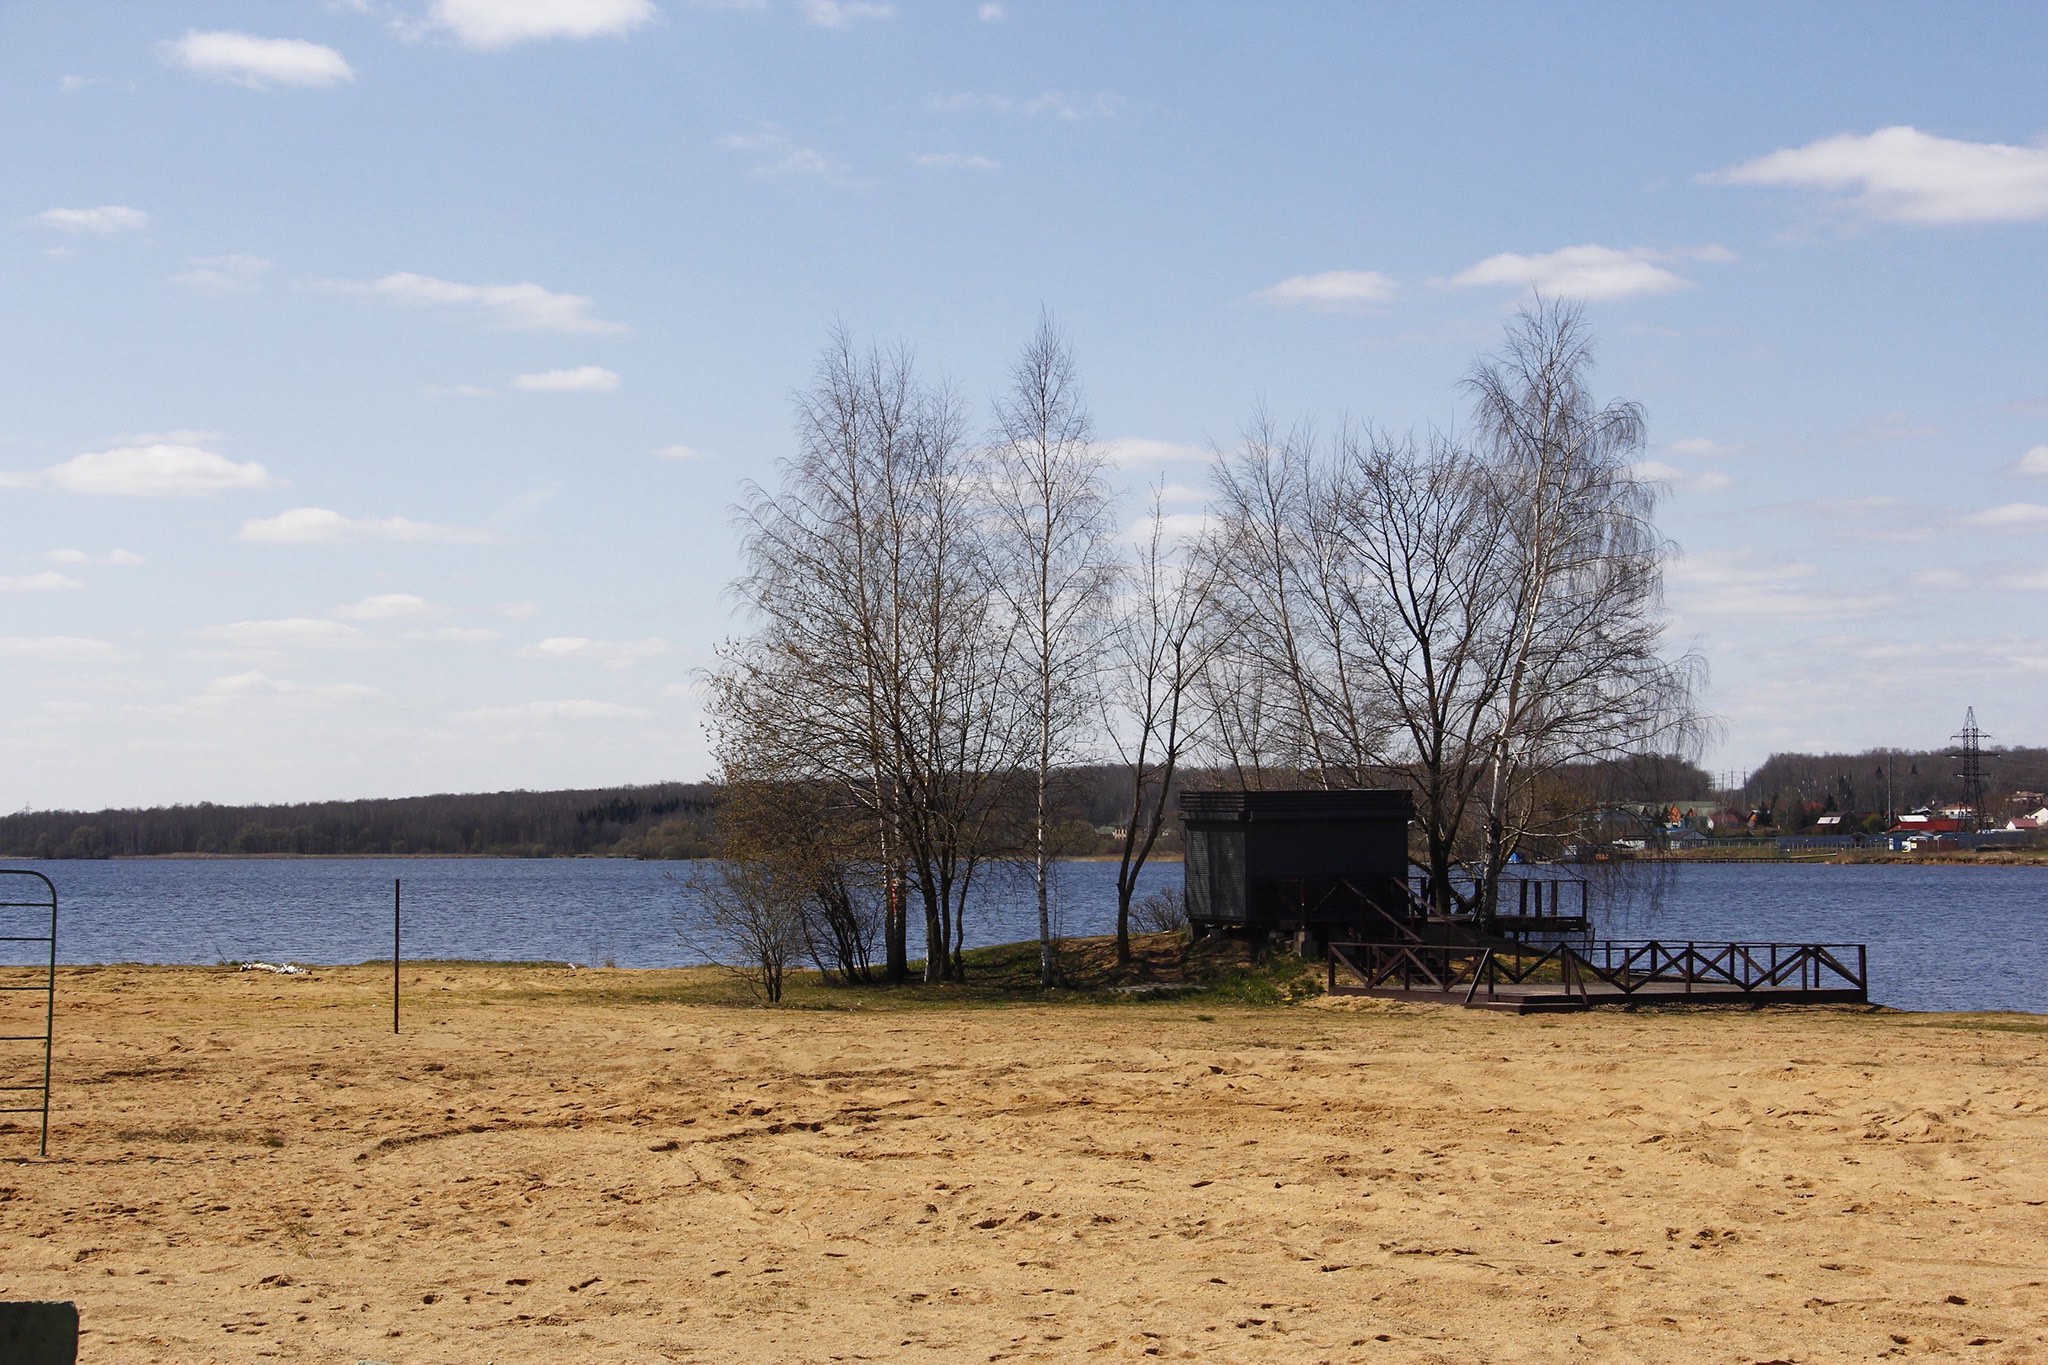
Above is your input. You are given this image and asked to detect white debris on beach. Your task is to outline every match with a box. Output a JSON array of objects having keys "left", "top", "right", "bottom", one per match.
[{"left": 235, "top": 961, "right": 307, "bottom": 976}]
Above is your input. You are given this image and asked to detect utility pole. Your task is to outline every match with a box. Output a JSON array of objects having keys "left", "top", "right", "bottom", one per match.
[{"left": 1950, "top": 708, "right": 1989, "bottom": 834}]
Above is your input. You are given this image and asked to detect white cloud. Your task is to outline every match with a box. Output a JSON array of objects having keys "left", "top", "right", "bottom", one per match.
[
  {"left": 1667, "top": 547, "right": 1888, "bottom": 622},
  {"left": 978, "top": 2, "right": 1005, "bottom": 19},
  {"left": 801, "top": 0, "right": 896, "bottom": 27},
  {"left": 59, "top": 75, "right": 103, "bottom": 93},
  {"left": 0, "top": 636, "right": 128, "bottom": 663},
  {"left": 160, "top": 31, "right": 355, "bottom": 89},
  {"left": 1664, "top": 437, "right": 1752, "bottom": 459},
  {"left": 238, "top": 508, "right": 497, "bottom": 545},
  {"left": 1706, "top": 126, "right": 2048, "bottom": 225},
  {"left": 720, "top": 129, "right": 851, "bottom": 181},
  {"left": 1967, "top": 503, "right": 2048, "bottom": 530},
  {"left": 1122, "top": 512, "right": 1212, "bottom": 549},
  {"left": 1996, "top": 566, "right": 2048, "bottom": 591},
  {"left": 512, "top": 365, "right": 621, "bottom": 393},
  {"left": 426, "top": 0, "right": 656, "bottom": 48},
  {"left": 38, "top": 205, "right": 148, "bottom": 235},
  {"left": 1449, "top": 244, "right": 1727, "bottom": 301},
  {"left": 196, "top": 618, "right": 374, "bottom": 650},
  {"left": 333, "top": 593, "right": 437, "bottom": 620},
  {"left": 1804, "top": 495, "right": 1934, "bottom": 545},
  {"left": 1097, "top": 437, "right": 1208, "bottom": 466},
  {"left": 172, "top": 254, "right": 271, "bottom": 294},
  {"left": 2014, "top": 445, "right": 2048, "bottom": 477},
  {"left": 318, "top": 272, "right": 626, "bottom": 334},
  {"left": 516, "top": 636, "right": 666, "bottom": 668},
  {"left": 0, "top": 572, "right": 84, "bottom": 593},
  {"left": 913, "top": 152, "right": 1000, "bottom": 171},
  {"left": 653, "top": 443, "right": 713, "bottom": 461},
  {"left": 1908, "top": 567, "right": 1973, "bottom": 591},
  {"left": 1632, "top": 460, "right": 1734, "bottom": 494},
  {"left": 423, "top": 383, "right": 501, "bottom": 399},
  {"left": 1254, "top": 270, "right": 1397, "bottom": 309},
  {"left": 109, "top": 549, "right": 145, "bottom": 566},
  {"left": 485, "top": 485, "right": 559, "bottom": 531},
  {"left": 3, "top": 443, "right": 275, "bottom": 497},
  {"left": 491, "top": 601, "right": 540, "bottom": 618},
  {"left": 434, "top": 626, "right": 501, "bottom": 643},
  {"left": 929, "top": 90, "right": 1123, "bottom": 120},
  {"left": 459, "top": 698, "right": 653, "bottom": 723},
  {"left": 193, "top": 672, "right": 381, "bottom": 704}
]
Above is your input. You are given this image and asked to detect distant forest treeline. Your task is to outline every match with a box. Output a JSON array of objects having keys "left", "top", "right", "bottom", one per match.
[
  {"left": 6, "top": 744, "right": 2034, "bottom": 860},
  {"left": 2, "top": 758, "right": 1716, "bottom": 861},
  {"left": 0, "top": 767, "right": 1167, "bottom": 861},
  {"left": 0, "top": 783, "right": 723, "bottom": 860}
]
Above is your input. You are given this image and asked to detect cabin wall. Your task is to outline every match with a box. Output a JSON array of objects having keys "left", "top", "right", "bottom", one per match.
[{"left": 1180, "top": 789, "right": 1414, "bottom": 937}]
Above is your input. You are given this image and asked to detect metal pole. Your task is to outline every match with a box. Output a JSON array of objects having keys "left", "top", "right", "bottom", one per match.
[
  {"left": 41, "top": 879, "right": 54, "bottom": 1157},
  {"left": 393, "top": 878, "right": 401, "bottom": 1035}
]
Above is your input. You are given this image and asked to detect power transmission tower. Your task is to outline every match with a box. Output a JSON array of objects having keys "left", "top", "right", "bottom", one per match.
[{"left": 1950, "top": 708, "right": 1990, "bottom": 833}]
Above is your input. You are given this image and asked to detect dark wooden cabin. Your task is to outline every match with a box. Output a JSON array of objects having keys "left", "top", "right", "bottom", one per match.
[{"left": 1180, "top": 789, "right": 1414, "bottom": 946}]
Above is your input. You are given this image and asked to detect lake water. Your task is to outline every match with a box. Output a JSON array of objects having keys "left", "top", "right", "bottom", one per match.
[{"left": 1, "top": 858, "right": 2042, "bottom": 1013}]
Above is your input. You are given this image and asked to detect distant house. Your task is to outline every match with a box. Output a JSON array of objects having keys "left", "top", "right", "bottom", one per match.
[
  {"left": 1664, "top": 828, "right": 1709, "bottom": 851},
  {"left": 1889, "top": 808, "right": 1965, "bottom": 835}
]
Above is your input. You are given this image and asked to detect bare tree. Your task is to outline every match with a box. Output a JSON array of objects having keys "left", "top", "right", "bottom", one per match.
[
  {"left": 1103, "top": 482, "right": 1216, "bottom": 966},
  {"left": 987, "top": 313, "right": 1117, "bottom": 987},
  {"left": 1461, "top": 297, "right": 1707, "bottom": 923},
  {"left": 1201, "top": 412, "right": 1335, "bottom": 782},
  {"left": 714, "top": 330, "right": 1016, "bottom": 984},
  {"left": 715, "top": 765, "right": 881, "bottom": 986},
  {"left": 1196, "top": 301, "right": 1704, "bottom": 932},
  {"left": 682, "top": 855, "right": 810, "bottom": 1004},
  {"left": 1313, "top": 430, "right": 1518, "bottom": 912}
]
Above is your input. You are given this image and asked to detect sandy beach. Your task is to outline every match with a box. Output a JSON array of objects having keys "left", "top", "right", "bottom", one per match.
[{"left": 3, "top": 963, "right": 2045, "bottom": 1363}]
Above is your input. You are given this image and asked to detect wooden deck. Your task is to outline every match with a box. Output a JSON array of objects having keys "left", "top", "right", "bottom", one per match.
[{"left": 1329, "top": 939, "right": 1869, "bottom": 1014}]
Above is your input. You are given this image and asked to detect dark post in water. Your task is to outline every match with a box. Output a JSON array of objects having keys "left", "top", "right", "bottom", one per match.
[{"left": 392, "top": 878, "right": 401, "bottom": 1035}]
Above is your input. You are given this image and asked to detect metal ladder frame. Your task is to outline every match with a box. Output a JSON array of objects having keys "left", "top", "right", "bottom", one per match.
[{"left": 1, "top": 869, "right": 56, "bottom": 1156}]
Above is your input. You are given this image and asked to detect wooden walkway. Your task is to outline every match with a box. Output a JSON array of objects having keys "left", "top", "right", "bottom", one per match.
[{"left": 1329, "top": 939, "right": 1869, "bottom": 1014}]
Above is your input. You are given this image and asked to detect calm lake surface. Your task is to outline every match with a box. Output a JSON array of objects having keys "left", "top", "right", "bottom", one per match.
[{"left": 2, "top": 858, "right": 2042, "bottom": 1013}]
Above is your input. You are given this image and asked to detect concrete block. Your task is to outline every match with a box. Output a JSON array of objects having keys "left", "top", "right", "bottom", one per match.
[{"left": 0, "top": 1301, "right": 78, "bottom": 1365}]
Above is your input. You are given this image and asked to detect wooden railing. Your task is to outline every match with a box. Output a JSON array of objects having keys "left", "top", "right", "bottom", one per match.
[
  {"left": 1329, "top": 937, "right": 1867, "bottom": 1006},
  {"left": 1577, "top": 940, "right": 1867, "bottom": 997},
  {"left": 1406, "top": 873, "right": 1591, "bottom": 926}
]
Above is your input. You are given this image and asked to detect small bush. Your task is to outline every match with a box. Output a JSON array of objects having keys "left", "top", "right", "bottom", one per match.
[{"left": 1130, "top": 886, "right": 1188, "bottom": 936}]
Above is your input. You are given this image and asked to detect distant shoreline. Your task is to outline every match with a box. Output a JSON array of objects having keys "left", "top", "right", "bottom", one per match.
[{"left": 6, "top": 850, "right": 2040, "bottom": 868}]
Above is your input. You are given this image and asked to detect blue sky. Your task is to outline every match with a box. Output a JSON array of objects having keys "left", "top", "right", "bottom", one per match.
[{"left": 4, "top": 1, "right": 2046, "bottom": 808}]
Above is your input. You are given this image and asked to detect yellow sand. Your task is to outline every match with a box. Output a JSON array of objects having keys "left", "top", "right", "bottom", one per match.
[{"left": 2, "top": 964, "right": 2044, "bottom": 1362}]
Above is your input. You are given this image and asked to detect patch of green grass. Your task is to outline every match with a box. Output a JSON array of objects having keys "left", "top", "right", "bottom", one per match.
[{"left": 506, "top": 933, "right": 1334, "bottom": 1013}]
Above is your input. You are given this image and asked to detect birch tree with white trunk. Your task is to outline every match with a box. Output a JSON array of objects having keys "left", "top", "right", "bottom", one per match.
[{"left": 987, "top": 314, "right": 1117, "bottom": 988}]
